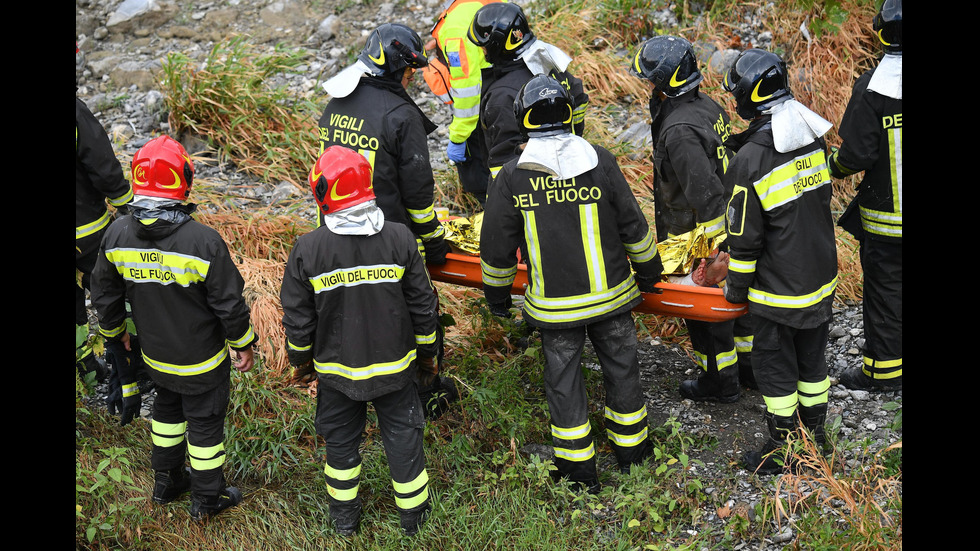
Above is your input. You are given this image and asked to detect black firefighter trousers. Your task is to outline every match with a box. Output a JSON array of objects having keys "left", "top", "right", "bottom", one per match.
[{"left": 539, "top": 312, "right": 650, "bottom": 484}]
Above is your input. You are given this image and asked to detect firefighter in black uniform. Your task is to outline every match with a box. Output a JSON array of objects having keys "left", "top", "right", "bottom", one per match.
[
  {"left": 281, "top": 146, "right": 439, "bottom": 536},
  {"left": 91, "top": 135, "right": 257, "bottom": 520},
  {"left": 316, "top": 23, "right": 450, "bottom": 266},
  {"left": 829, "top": 0, "right": 903, "bottom": 392},
  {"left": 721, "top": 50, "right": 838, "bottom": 474},
  {"left": 629, "top": 35, "right": 753, "bottom": 404},
  {"left": 481, "top": 76, "right": 664, "bottom": 492},
  {"left": 76, "top": 96, "right": 133, "bottom": 381},
  {"left": 467, "top": 2, "right": 589, "bottom": 181}
]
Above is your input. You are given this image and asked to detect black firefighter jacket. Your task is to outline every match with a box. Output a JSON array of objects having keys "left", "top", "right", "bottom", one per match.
[
  {"left": 91, "top": 206, "right": 257, "bottom": 395},
  {"left": 76, "top": 97, "right": 133, "bottom": 242},
  {"left": 280, "top": 221, "right": 440, "bottom": 401},
  {"left": 317, "top": 77, "right": 445, "bottom": 245},
  {"left": 480, "top": 145, "right": 662, "bottom": 329},
  {"left": 723, "top": 117, "right": 838, "bottom": 329},
  {"left": 479, "top": 59, "right": 589, "bottom": 179},
  {"left": 828, "top": 65, "right": 903, "bottom": 244},
  {"left": 649, "top": 89, "right": 732, "bottom": 241}
]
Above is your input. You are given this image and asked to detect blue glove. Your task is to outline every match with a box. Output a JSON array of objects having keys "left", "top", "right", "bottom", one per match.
[{"left": 447, "top": 141, "right": 467, "bottom": 163}]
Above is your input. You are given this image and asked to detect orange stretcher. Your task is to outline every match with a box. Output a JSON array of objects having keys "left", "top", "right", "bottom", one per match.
[{"left": 428, "top": 252, "right": 747, "bottom": 322}]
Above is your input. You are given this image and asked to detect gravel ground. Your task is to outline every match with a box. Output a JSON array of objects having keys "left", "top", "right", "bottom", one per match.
[{"left": 76, "top": 1, "right": 902, "bottom": 547}]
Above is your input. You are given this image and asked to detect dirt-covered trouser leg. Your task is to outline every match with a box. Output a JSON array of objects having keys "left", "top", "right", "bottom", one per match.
[
  {"left": 685, "top": 318, "right": 739, "bottom": 396},
  {"left": 587, "top": 313, "right": 650, "bottom": 469},
  {"left": 752, "top": 318, "right": 830, "bottom": 434},
  {"left": 316, "top": 383, "right": 428, "bottom": 529},
  {"left": 860, "top": 238, "right": 902, "bottom": 380},
  {"left": 151, "top": 380, "right": 230, "bottom": 498}
]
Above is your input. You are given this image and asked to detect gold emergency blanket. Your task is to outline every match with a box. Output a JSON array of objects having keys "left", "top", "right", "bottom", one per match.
[
  {"left": 656, "top": 226, "right": 725, "bottom": 276},
  {"left": 441, "top": 212, "right": 722, "bottom": 278},
  {"left": 442, "top": 212, "right": 484, "bottom": 256}
]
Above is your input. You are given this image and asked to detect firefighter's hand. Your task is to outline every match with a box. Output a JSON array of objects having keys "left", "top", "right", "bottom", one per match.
[
  {"left": 105, "top": 366, "right": 123, "bottom": 415},
  {"left": 724, "top": 282, "right": 748, "bottom": 304},
  {"left": 417, "top": 355, "right": 439, "bottom": 387},
  {"left": 290, "top": 362, "right": 316, "bottom": 384},
  {"left": 447, "top": 141, "right": 467, "bottom": 163},
  {"left": 634, "top": 274, "right": 659, "bottom": 293},
  {"left": 424, "top": 237, "right": 451, "bottom": 265},
  {"left": 234, "top": 347, "right": 255, "bottom": 373}
]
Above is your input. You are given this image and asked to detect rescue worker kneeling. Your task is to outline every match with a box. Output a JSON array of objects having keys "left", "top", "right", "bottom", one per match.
[
  {"left": 480, "top": 76, "right": 664, "bottom": 492},
  {"left": 280, "top": 146, "right": 439, "bottom": 536}
]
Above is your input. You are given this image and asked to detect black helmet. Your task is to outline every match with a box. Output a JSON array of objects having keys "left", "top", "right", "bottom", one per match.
[
  {"left": 514, "top": 74, "right": 573, "bottom": 138},
  {"left": 358, "top": 23, "right": 428, "bottom": 77},
  {"left": 723, "top": 49, "right": 792, "bottom": 121},
  {"left": 873, "top": 0, "right": 902, "bottom": 53},
  {"left": 467, "top": 3, "right": 536, "bottom": 64},
  {"left": 629, "top": 35, "right": 703, "bottom": 97}
]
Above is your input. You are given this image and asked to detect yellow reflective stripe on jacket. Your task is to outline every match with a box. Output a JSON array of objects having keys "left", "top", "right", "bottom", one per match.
[
  {"left": 144, "top": 345, "right": 229, "bottom": 377},
  {"left": 104, "top": 247, "right": 210, "bottom": 286},
  {"left": 415, "top": 330, "right": 437, "bottom": 346},
  {"left": 77, "top": 210, "right": 112, "bottom": 240},
  {"left": 763, "top": 392, "right": 798, "bottom": 417},
  {"left": 753, "top": 150, "right": 830, "bottom": 212},
  {"left": 481, "top": 259, "right": 518, "bottom": 288},
  {"left": 523, "top": 210, "right": 545, "bottom": 296},
  {"left": 728, "top": 257, "right": 756, "bottom": 275},
  {"left": 860, "top": 205, "right": 902, "bottom": 238},
  {"left": 551, "top": 421, "right": 592, "bottom": 440},
  {"left": 554, "top": 441, "right": 595, "bottom": 462},
  {"left": 748, "top": 275, "right": 837, "bottom": 309},
  {"left": 407, "top": 205, "right": 437, "bottom": 224},
  {"left": 607, "top": 426, "right": 648, "bottom": 447},
  {"left": 108, "top": 187, "right": 134, "bottom": 208},
  {"left": 700, "top": 214, "right": 726, "bottom": 238},
  {"left": 188, "top": 442, "right": 226, "bottom": 471},
  {"left": 314, "top": 349, "right": 416, "bottom": 380},
  {"left": 287, "top": 339, "right": 311, "bottom": 353},
  {"left": 310, "top": 264, "right": 406, "bottom": 293},
  {"left": 797, "top": 377, "right": 830, "bottom": 407},
  {"left": 623, "top": 228, "right": 658, "bottom": 264},
  {"left": 579, "top": 203, "right": 607, "bottom": 294},
  {"left": 228, "top": 326, "right": 255, "bottom": 349},
  {"left": 524, "top": 277, "right": 640, "bottom": 325},
  {"left": 604, "top": 405, "right": 647, "bottom": 426},
  {"left": 99, "top": 321, "right": 128, "bottom": 339},
  {"left": 151, "top": 420, "right": 186, "bottom": 448}
]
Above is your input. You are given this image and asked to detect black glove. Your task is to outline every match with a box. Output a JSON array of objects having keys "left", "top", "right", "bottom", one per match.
[
  {"left": 634, "top": 273, "right": 659, "bottom": 293},
  {"left": 423, "top": 237, "right": 451, "bottom": 265},
  {"left": 724, "top": 283, "right": 748, "bottom": 304},
  {"left": 104, "top": 340, "right": 141, "bottom": 426},
  {"left": 488, "top": 296, "right": 512, "bottom": 319},
  {"left": 417, "top": 355, "right": 439, "bottom": 387}
]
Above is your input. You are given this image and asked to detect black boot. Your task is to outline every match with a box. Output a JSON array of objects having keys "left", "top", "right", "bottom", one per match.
[
  {"left": 329, "top": 500, "right": 362, "bottom": 537},
  {"left": 742, "top": 412, "right": 795, "bottom": 475},
  {"left": 679, "top": 366, "right": 740, "bottom": 403},
  {"left": 619, "top": 438, "right": 654, "bottom": 474},
  {"left": 189, "top": 486, "right": 243, "bottom": 522},
  {"left": 840, "top": 367, "right": 902, "bottom": 392},
  {"left": 400, "top": 501, "right": 431, "bottom": 536},
  {"left": 798, "top": 404, "right": 830, "bottom": 455},
  {"left": 153, "top": 467, "right": 192, "bottom": 504}
]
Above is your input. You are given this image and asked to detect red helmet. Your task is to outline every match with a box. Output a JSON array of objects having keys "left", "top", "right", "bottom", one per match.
[
  {"left": 309, "top": 146, "right": 375, "bottom": 215},
  {"left": 131, "top": 135, "right": 194, "bottom": 200}
]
